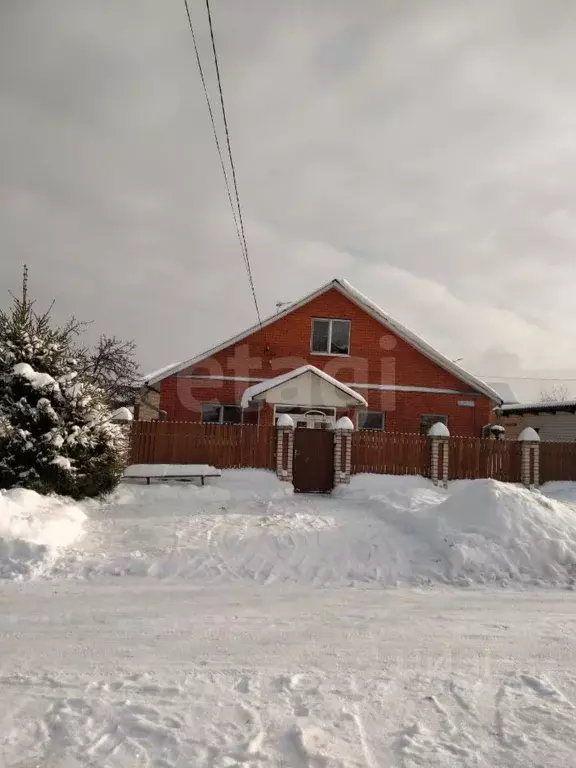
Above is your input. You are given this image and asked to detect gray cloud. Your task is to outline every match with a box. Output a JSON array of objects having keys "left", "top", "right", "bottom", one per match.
[{"left": 2, "top": 0, "right": 576, "bottom": 401}]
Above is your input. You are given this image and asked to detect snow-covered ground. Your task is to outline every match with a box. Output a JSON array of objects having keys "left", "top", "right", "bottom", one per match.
[{"left": 1, "top": 471, "right": 576, "bottom": 766}]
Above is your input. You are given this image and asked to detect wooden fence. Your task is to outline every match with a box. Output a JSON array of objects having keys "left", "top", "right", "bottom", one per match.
[
  {"left": 351, "top": 431, "right": 430, "bottom": 476},
  {"left": 448, "top": 437, "right": 522, "bottom": 482},
  {"left": 129, "top": 422, "right": 576, "bottom": 485},
  {"left": 540, "top": 442, "right": 576, "bottom": 483},
  {"left": 130, "top": 421, "right": 276, "bottom": 470}
]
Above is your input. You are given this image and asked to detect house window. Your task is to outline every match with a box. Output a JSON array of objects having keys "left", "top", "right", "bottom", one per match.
[
  {"left": 358, "top": 411, "right": 385, "bottom": 430},
  {"left": 420, "top": 414, "right": 448, "bottom": 435},
  {"left": 201, "top": 404, "right": 242, "bottom": 424},
  {"left": 311, "top": 318, "right": 350, "bottom": 355}
]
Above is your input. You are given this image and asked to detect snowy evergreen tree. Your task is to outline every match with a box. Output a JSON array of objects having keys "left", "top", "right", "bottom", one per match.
[{"left": 0, "top": 269, "right": 127, "bottom": 499}]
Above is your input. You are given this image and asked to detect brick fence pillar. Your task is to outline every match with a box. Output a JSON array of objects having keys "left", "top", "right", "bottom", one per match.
[
  {"left": 519, "top": 427, "right": 540, "bottom": 487},
  {"left": 428, "top": 422, "right": 450, "bottom": 487},
  {"left": 334, "top": 416, "right": 354, "bottom": 485},
  {"left": 276, "top": 414, "right": 294, "bottom": 482}
]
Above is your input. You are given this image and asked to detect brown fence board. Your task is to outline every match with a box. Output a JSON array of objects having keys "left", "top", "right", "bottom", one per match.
[
  {"left": 540, "top": 442, "right": 576, "bottom": 483},
  {"left": 130, "top": 422, "right": 575, "bottom": 485},
  {"left": 129, "top": 422, "right": 276, "bottom": 470},
  {"left": 351, "top": 431, "right": 430, "bottom": 476},
  {"left": 448, "top": 438, "right": 521, "bottom": 482}
]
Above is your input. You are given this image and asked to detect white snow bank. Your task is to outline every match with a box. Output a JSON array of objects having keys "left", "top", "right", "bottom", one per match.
[
  {"left": 0, "top": 488, "right": 86, "bottom": 579},
  {"left": 427, "top": 481, "right": 576, "bottom": 585},
  {"left": 63, "top": 471, "right": 576, "bottom": 588}
]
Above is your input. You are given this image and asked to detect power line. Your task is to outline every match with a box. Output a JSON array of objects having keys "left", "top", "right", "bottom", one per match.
[
  {"left": 203, "top": 0, "right": 262, "bottom": 325},
  {"left": 476, "top": 374, "right": 576, "bottom": 382},
  {"left": 181, "top": 0, "right": 262, "bottom": 325},
  {"left": 181, "top": 1, "right": 244, "bottom": 250}
]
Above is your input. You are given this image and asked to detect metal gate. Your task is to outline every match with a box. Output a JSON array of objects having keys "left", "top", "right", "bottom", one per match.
[{"left": 293, "top": 428, "right": 334, "bottom": 494}]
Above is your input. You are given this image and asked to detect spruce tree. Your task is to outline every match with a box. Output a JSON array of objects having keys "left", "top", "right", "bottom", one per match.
[{"left": 0, "top": 268, "right": 127, "bottom": 499}]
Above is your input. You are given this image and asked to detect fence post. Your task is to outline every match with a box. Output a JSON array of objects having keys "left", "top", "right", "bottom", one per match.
[
  {"left": 334, "top": 416, "right": 354, "bottom": 485},
  {"left": 428, "top": 422, "right": 450, "bottom": 487},
  {"left": 276, "top": 414, "right": 294, "bottom": 482},
  {"left": 518, "top": 427, "right": 540, "bottom": 487}
]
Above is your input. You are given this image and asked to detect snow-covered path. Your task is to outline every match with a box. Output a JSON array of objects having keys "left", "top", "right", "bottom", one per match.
[
  {"left": 2, "top": 471, "right": 576, "bottom": 766},
  {"left": 1, "top": 584, "right": 576, "bottom": 767}
]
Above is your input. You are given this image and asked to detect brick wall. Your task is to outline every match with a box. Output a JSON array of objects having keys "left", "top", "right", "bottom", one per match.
[{"left": 158, "top": 288, "right": 495, "bottom": 436}]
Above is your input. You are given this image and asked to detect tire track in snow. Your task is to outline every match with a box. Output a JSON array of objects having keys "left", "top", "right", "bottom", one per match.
[{"left": 350, "top": 675, "right": 381, "bottom": 768}]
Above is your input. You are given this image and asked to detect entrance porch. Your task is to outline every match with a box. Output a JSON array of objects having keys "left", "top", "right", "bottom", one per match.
[{"left": 240, "top": 364, "right": 367, "bottom": 428}]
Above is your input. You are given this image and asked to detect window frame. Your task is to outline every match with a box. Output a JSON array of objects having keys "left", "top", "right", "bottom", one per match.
[
  {"left": 310, "top": 317, "right": 351, "bottom": 356},
  {"left": 357, "top": 410, "right": 385, "bottom": 431},
  {"left": 419, "top": 414, "right": 448, "bottom": 435},
  {"left": 201, "top": 403, "right": 243, "bottom": 425}
]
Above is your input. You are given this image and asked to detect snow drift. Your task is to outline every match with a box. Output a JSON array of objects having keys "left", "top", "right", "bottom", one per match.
[
  {"left": 429, "top": 481, "right": 576, "bottom": 584},
  {"left": 61, "top": 470, "right": 576, "bottom": 588},
  {"left": 0, "top": 488, "right": 86, "bottom": 578}
]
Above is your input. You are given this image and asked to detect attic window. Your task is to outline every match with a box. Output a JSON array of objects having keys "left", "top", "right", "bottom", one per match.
[{"left": 311, "top": 319, "right": 350, "bottom": 355}]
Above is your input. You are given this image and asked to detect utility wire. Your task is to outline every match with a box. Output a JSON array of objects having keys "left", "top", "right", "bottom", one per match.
[
  {"left": 203, "top": 0, "right": 262, "bottom": 325},
  {"left": 181, "top": 0, "right": 244, "bottom": 262},
  {"left": 181, "top": 0, "right": 262, "bottom": 325},
  {"left": 476, "top": 375, "right": 576, "bottom": 382}
]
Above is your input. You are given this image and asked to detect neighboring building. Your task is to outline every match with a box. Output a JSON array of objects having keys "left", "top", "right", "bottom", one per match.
[
  {"left": 137, "top": 278, "right": 502, "bottom": 436},
  {"left": 486, "top": 381, "right": 519, "bottom": 405},
  {"left": 496, "top": 400, "right": 576, "bottom": 442}
]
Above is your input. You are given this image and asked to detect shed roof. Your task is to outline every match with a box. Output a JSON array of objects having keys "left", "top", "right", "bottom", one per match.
[{"left": 497, "top": 400, "right": 576, "bottom": 416}]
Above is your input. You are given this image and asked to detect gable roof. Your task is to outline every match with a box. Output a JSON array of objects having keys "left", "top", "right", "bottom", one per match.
[
  {"left": 143, "top": 278, "right": 502, "bottom": 403},
  {"left": 240, "top": 365, "right": 368, "bottom": 408}
]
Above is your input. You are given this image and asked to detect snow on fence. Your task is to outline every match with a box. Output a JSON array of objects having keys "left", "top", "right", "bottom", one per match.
[{"left": 130, "top": 421, "right": 276, "bottom": 470}]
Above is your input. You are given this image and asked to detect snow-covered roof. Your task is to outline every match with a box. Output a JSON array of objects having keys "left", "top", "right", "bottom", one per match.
[
  {"left": 497, "top": 399, "right": 576, "bottom": 415},
  {"left": 139, "top": 362, "right": 181, "bottom": 388},
  {"left": 486, "top": 381, "right": 519, "bottom": 404},
  {"left": 240, "top": 365, "right": 368, "bottom": 409},
  {"left": 143, "top": 278, "right": 502, "bottom": 403},
  {"left": 111, "top": 406, "right": 134, "bottom": 422}
]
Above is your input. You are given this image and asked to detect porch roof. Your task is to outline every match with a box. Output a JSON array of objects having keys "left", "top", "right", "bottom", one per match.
[{"left": 240, "top": 365, "right": 368, "bottom": 409}]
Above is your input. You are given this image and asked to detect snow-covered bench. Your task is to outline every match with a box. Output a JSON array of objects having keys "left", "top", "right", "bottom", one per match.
[{"left": 123, "top": 464, "right": 222, "bottom": 486}]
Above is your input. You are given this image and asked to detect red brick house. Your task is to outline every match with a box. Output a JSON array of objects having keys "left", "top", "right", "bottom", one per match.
[{"left": 137, "top": 278, "right": 502, "bottom": 436}]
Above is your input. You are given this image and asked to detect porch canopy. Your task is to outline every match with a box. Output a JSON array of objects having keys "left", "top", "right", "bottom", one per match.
[{"left": 240, "top": 365, "right": 367, "bottom": 410}]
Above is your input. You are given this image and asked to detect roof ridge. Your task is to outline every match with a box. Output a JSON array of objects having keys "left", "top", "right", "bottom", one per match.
[{"left": 143, "top": 277, "right": 502, "bottom": 403}]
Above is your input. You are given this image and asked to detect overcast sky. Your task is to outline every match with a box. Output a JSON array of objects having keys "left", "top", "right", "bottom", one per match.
[{"left": 2, "top": 0, "right": 576, "bottom": 401}]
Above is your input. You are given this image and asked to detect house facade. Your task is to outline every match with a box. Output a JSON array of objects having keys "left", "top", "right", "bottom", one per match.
[{"left": 137, "top": 279, "right": 502, "bottom": 436}]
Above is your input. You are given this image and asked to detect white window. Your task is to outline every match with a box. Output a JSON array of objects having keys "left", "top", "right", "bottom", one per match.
[
  {"left": 311, "top": 318, "right": 351, "bottom": 355},
  {"left": 201, "top": 404, "right": 242, "bottom": 424},
  {"left": 420, "top": 414, "right": 448, "bottom": 435},
  {"left": 358, "top": 411, "right": 385, "bottom": 430}
]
